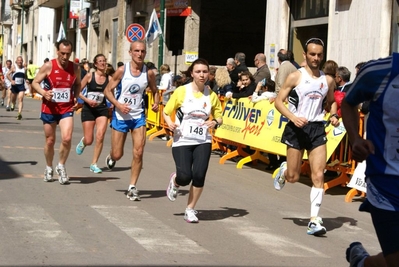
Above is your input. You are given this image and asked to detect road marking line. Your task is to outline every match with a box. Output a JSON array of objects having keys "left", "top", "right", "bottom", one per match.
[
  {"left": 0, "top": 204, "right": 84, "bottom": 253},
  {"left": 0, "top": 129, "right": 42, "bottom": 134},
  {"left": 92, "top": 205, "right": 209, "bottom": 254},
  {"left": 1, "top": 146, "right": 57, "bottom": 150},
  {"left": 221, "top": 217, "right": 329, "bottom": 258}
]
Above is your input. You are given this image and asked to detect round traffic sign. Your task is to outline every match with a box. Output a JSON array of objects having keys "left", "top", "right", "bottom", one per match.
[{"left": 125, "top": 23, "right": 146, "bottom": 42}]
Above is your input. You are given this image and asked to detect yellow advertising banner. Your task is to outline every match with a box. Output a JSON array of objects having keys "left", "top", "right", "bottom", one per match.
[{"left": 214, "top": 98, "right": 347, "bottom": 160}]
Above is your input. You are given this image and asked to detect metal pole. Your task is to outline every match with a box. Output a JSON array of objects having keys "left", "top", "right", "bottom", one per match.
[
  {"left": 64, "top": 0, "right": 68, "bottom": 39},
  {"left": 157, "top": 0, "right": 165, "bottom": 69},
  {"left": 20, "top": 0, "right": 24, "bottom": 54}
]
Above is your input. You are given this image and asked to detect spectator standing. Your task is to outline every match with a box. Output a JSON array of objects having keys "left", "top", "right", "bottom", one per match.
[
  {"left": 275, "top": 49, "right": 298, "bottom": 94},
  {"left": 226, "top": 57, "right": 239, "bottom": 84},
  {"left": 252, "top": 53, "right": 271, "bottom": 84},
  {"left": 322, "top": 60, "right": 339, "bottom": 80},
  {"left": 158, "top": 64, "right": 173, "bottom": 91},
  {"left": 273, "top": 38, "right": 339, "bottom": 236},
  {"left": 207, "top": 66, "right": 217, "bottom": 90},
  {"left": 334, "top": 66, "right": 351, "bottom": 118},
  {"left": 31, "top": 39, "right": 81, "bottom": 184},
  {"left": 103, "top": 40, "right": 159, "bottom": 201},
  {"left": 163, "top": 58, "right": 223, "bottom": 223},
  {"left": 234, "top": 52, "right": 249, "bottom": 73},
  {"left": 287, "top": 50, "right": 301, "bottom": 69},
  {"left": 342, "top": 53, "right": 399, "bottom": 267}
]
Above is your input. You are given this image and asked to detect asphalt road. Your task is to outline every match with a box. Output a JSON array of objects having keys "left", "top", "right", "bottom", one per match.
[{"left": 0, "top": 97, "right": 380, "bottom": 267}]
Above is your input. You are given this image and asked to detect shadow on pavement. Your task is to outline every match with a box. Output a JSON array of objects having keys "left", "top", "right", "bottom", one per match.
[
  {"left": 0, "top": 158, "right": 37, "bottom": 180},
  {"left": 174, "top": 206, "right": 249, "bottom": 221},
  {"left": 99, "top": 166, "right": 132, "bottom": 172},
  {"left": 69, "top": 176, "right": 120, "bottom": 184},
  {"left": 283, "top": 216, "right": 358, "bottom": 233},
  {"left": 0, "top": 121, "right": 19, "bottom": 124},
  {"left": 115, "top": 189, "right": 190, "bottom": 199}
]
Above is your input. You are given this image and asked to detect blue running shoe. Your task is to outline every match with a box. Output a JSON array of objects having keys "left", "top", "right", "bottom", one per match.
[
  {"left": 76, "top": 137, "right": 86, "bottom": 155},
  {"left": 90, "top": 164, "right": 102, "bottom": 174}
]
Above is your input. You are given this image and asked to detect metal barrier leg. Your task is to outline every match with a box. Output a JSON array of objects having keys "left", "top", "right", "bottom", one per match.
[
  {"left": 237, "top": 149, "right": 269, "bottom": 169},
  {"left": 323, "top": 171, "right": 350, "bottom": 191},
  {"left": 148, "top": 128, "right": 167, "bottom": 140},
  {"left": 345, "top": 188, "right": 366, "bottom": 202}
]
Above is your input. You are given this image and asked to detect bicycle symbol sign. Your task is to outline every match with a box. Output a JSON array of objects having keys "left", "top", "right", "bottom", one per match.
[{"left": 125, "top": 24, "right": 146, "bottom": 42}]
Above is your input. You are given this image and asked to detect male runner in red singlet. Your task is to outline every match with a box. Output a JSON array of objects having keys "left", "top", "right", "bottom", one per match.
[{"left": 32, "top": 39, "right": 81, "bottom": 185}]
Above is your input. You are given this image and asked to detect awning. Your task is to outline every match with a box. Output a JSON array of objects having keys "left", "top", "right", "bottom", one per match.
[{"left": 37, "top": 0, "right": 65, "bottom": 9}]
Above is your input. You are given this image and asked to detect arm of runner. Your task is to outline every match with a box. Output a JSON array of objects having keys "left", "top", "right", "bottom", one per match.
[
  {"left": 78, "top": 72, "right": 97, "bottom": 107},
  {"left": 103, "top": 65, "right": 130, "bottom": 114},
  {"left": 341, "top": 99, "right": 374, "bottom": 161},
  {"left": 32, "top": 62, "right": 53, "bottom": 101},
  {"left": 147, "top": 69, "right": 160, "bottom": 112},
  {"left": 6, "top": 67, "right": 15, "bottom": 86},
  {"left": 73, "top": 63, "right": 82, "bottom": 100},
  {"left": 325, "top": 75, "right": 339, "bottom": 127}
]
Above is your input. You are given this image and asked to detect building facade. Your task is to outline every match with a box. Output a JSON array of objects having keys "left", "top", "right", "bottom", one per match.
[{"left": 0, "top": 0, "right": 398, "bottom": 80}]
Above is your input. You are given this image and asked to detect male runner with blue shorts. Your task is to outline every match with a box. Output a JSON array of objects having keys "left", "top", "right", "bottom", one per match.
[
  {"left": 32, "top": 39, "right": 81, "bottom": 185},
  {"left": 103, "top": 40, "right": 159, "bottom": 201}
]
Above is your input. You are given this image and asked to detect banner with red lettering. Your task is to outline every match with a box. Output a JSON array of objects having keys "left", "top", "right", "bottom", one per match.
[{"left": 214, "top": 98, "right": 346, "bottom": 159}]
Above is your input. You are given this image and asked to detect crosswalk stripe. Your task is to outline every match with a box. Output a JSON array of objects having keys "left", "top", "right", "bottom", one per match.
[
  {"left": 221, "top": 217, "right": 329, "bottom": 258},
  {"left": 0, "top": 205, "right": 84, "bottom": 253},
  {"left": 92, "top": 205, "right": 209, "bottom": 254}
]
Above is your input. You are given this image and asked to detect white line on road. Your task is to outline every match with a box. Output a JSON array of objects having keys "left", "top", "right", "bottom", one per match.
[
  {"left": 221, "top": 217, "right": 329, "bottom": 258},
  {"left": 92, "top": 205, "right": 210, "bottom": 254},
  {"left": 0, "top": 204, "right": 84, "bottom": 253}
]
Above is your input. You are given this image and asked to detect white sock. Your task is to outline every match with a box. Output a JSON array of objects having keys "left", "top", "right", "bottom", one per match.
[
  {"left": 128, "top": 185, "right": 136, "bottom": 190},
  {"left": 46, "top": 166, "right": 53, "bottom": 171},
  {"left": 57, "top": 163, "right": 64, "bottom": 168},
  {"left": 310, "top": 187, "right": 324, "bottom": 218}
]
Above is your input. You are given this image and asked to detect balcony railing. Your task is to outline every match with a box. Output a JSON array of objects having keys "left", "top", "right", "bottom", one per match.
[{"left": 10, "top": 0, "right": 34, "bottom": 10}]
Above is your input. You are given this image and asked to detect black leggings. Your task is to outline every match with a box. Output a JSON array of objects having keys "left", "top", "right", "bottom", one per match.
[{"left": 172, "top": 143, "right": 212, "bottom": 188}]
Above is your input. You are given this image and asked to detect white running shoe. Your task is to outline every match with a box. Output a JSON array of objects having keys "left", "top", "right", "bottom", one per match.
[
  {"left": 127, "top": 187, "right": 140, "bottom": 201},
  {"left": 166, "top": 172, "right": 179, "bottom": 201},
  {"left": 184, "top": 208, "right": 199, "bottom": 223},
  {"left": 273, "top": 161, "right": 287, "bottom": 190},
  {"left": 43, "top": 168, "right": 53, "bottom": 182},
  {"left": 307, "top": 217, "right": 327, "bottom": 236},
  {"left": 346, "top": 242, "right": 370, "bottom": 267},
  {"left": 56, "top": 166, "right": 70, "bottom": 185}
]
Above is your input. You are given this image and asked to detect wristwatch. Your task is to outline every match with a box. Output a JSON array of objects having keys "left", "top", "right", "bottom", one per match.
[{"left": 212, "top": 119, "right": 219, "bottom": 129}]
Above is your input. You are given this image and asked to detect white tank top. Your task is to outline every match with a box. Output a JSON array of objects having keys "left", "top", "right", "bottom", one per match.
[
  {"left": 115, "top": 63, "right": 148, "bottom": 120},
  {"left": 288, "top": 68, "right": 328, "bottom": 122},
  {"left": 173, "top": 84, "right": 212, "bottom": 147}
]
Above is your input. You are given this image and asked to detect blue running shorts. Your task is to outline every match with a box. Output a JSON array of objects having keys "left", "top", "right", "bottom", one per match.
[
  {"left": 41, "top": 112, "right": 74, "bottom": 124},
  {"left": 111, "top": 113, "right": 146, "bottom": 133}
]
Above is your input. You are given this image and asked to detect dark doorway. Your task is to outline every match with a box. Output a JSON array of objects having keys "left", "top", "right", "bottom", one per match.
[{"left": 199, "top": 0, "right": 266, "bottom": 67}]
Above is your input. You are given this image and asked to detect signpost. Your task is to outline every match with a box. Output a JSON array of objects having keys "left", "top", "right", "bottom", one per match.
[{"left": 125, "top": 24, "right": 146, "bottom": 42}]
